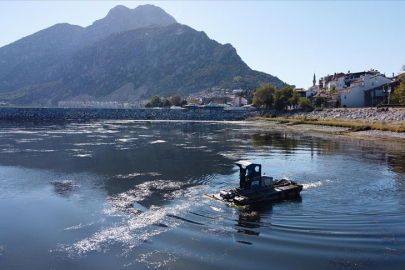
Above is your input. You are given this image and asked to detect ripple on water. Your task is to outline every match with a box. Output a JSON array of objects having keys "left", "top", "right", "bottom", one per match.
[
  {"left": 56, "top": 180, "right": 209, "bottom": 258},
  {"left": 114, "top": 172, "right": 161, "bottom": 179},
  {"left": 150, "top": 140, "right": 167, "bottom": 144}
]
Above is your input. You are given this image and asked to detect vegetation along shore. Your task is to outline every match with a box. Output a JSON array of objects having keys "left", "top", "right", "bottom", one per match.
[{"left": 252, "top": 107, "right": 405, "bottom": 142}]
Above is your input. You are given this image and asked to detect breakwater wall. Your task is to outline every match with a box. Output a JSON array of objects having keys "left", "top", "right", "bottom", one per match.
[
  {"left": 288, "top": 108, "right": 405, "bottom": 122},
  {"left": 0, "top": 107, "right": 261, "bottom": 121}
]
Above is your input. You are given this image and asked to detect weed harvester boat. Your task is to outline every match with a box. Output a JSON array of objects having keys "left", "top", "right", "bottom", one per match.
[{"left": 209, "top": 161, "right": 303, "bottom": 206}]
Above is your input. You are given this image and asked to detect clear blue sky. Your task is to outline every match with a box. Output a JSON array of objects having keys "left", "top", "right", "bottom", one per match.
[{"left": 0, "top": 1, "right": 404, "bottom": 89}]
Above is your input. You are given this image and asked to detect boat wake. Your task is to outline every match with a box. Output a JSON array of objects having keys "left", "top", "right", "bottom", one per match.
[
  {"left": 302, "top": 179, "right": 332, "bottom": 190},
  {"left": 55, "top": 180, "right": 208, "bottom": 258}
]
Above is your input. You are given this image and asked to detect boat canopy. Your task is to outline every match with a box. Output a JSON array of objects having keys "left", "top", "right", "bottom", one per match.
[
  {"left": 235, "top": 161, "right": 262, "bottom": 189},
  {"left": 235, "top": 161, "right": 261, "bottom": 174},
  {"left": 235, "top": 161, "right": 254, "bottom": 168}
]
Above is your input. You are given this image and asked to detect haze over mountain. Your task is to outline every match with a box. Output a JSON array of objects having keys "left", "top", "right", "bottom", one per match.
[{"left": 0, "top": 4, "right": 286, "bottom": 106}]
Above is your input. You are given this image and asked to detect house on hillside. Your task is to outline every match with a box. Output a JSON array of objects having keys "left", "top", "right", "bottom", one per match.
[
  {"left": 340, "top": 73, "right": 392, "bottom": 107},
  {"left": 232, "top": 95, "right": 247, "bottom": 107},
  {"left": 343, "top": 69, "right": 380, "bottom": 88},
  {"left": 295, "top": 88, "right": 316, "bottom": 99},
  {"left": 298, "top": 69, "right": 395, "bottom": 108},
  {"left": 325, "top": 73, "right": 346, "bottom": 91}
]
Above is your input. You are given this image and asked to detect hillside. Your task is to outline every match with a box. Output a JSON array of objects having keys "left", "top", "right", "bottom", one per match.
[
  {"left": 0, "top": 5, "right": 177, "bottom": 95},
  {"left": 0, "top": 5, "right": 286, "bottom": 106}
]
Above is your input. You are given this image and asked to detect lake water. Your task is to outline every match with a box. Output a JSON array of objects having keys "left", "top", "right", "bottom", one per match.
[{"left": 0, "top": 120, "right": 404, "bottom": 269}]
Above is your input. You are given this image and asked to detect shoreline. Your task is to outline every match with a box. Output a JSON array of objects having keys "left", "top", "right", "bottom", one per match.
[
  {"left": 248, "top": 120, "right": 405, "bottom": 149},
  {"left": 1, "top": 106, "right": 404, "bottom": 143},
  {"left": 250, "top": 107, "right": 405, "bottom": 139}
]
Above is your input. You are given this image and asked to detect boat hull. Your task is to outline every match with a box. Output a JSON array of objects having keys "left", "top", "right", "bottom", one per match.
[{"left": 216, "top": 179, "right": 303, "bottom": 206}]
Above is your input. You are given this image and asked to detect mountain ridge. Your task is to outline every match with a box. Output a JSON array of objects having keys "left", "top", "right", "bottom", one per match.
[
  {"left": 0, "top": 4, "right": 177, "bottom": 94},
  {"left": 0, "top": 5, "right": 286, "bottom": 106}
]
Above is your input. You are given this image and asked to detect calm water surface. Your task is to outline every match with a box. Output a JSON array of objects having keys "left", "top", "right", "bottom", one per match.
[{"left": 0, "top": 120, "right": 404, "bottom": 269}]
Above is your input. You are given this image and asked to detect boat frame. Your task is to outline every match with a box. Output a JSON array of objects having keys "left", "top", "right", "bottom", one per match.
[{"left": 208, "top": 161, "right": 303, "bottom": 206}]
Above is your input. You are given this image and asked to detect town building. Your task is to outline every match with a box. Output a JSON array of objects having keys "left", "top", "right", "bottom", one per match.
[
  {"left": 302, "top": 69, "right": 395, "bottom": 108},
  {"left": 340, "top": 73, "right": 392, "bottom": 107}
]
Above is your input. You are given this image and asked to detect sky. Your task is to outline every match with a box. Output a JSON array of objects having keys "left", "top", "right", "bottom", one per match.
[{"left": 0, "top": 1, "right": 404, "bottom": 89}]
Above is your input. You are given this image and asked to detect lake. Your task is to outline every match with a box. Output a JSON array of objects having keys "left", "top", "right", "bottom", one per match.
[{"left": 0, "top": 120, "right": 404, "bottom": 269}]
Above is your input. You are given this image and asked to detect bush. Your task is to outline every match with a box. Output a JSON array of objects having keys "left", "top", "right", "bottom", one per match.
[{"left": 298, "top": 97, "right": 313, "bottom": 111}]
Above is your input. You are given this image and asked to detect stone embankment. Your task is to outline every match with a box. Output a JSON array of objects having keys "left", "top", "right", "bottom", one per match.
[
  {"left": 284, "top": 108, "right": 405, "bottom": 140},
  {"left": 287, "top": 108, "right": 405, "bottom": 122},
  {"left": 1, "top": 107, "right": 404, "bottom": 123},
  {"left": 0, "top": 107, "right": 260, "bottom": 121}
]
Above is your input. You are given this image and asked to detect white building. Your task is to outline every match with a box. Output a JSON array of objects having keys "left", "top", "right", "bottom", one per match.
[
  {"left": 295, "top": 88, "right": 316, "bottom": 98},
  {"left": 232, "top": 96, "right": 247, "bottom": 107},
  {"left": 326, "top": 76, "right": 346, "bottom": 91},
  {"left": 340, "top": 74, "right": 392, "bottom": 107}
]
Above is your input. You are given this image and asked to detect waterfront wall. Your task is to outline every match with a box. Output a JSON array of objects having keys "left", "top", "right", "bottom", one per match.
[
  {"left": 288, "top": 107, "right": 405, "bottom": 122},
  {"left": 1, "top": 107, "right": 404, "bottom": 122},
  {"left": 0, "top": 107, "right": 261, "bottom": 121}
]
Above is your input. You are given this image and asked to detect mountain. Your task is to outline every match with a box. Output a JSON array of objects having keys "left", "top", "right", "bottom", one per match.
[
  {"left": 85, "top": 5, "right": 177, "bottom": 42},
  {"left": 0, "top": 5, "right": 286, "bottom": 106},
  {"left": 0, "top": 5, "right": 176, "bottom": 94}
]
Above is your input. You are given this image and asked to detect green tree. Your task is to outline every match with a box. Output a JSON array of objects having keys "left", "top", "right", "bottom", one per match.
[
  {"left": 391, "top": 66, "right": 405, "bottom": 105},
  {"left": 314, "top": 96, "right": 326, "bottom": 107},
  {"left": 273, "top": 85, "right": 294, "bottom": 110},
  {"left": 273, "top": 91, "right": 283, "bottom": 110},
  {"left": 145, "top": 95, "right": 162, "bottom": 107},
  {"left": 188, "top": 98, "right": 199, "bottom": 104},
  {"left": 329, "top": 86, "right": 338, "bottom": 95},
  {"left": 298, "top": 97, "right": 313, "bottom": 110},
  {"left": 170, "top": 94, "right": 182, "bottom": 106},
  {"left": 252, "top": 84, "right": 276, "bottom": 108},
  {"left": 180, "top": 99, "right": 188, "bottom": 106},
  {"left": 289, "top": 90, "right": 301, "bottom": 109},
  {"left": 162, "top": 98, "right": 172, "bottom": 108}
]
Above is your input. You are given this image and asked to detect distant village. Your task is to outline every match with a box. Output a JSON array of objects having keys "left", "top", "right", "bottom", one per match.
[
  {"left": 58, "top": 88, "right": 251, "bottom": 111},
  {"left": 296, "top": 69, "right": 399, "bottom": 108},
  {"left": 57, "top": 68, "right": 401, "bottom": 110}
]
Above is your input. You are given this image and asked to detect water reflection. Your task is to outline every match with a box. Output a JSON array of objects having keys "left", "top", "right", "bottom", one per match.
[
  {"left": 388, "top": 153, "right": 405, "bottom": 174},
  {"left": 237, "top": 210, "right": 262, "bottom": 236},
  {"left": 1, "top": 120, "right": 405, "bottom": 270},
  {"left": 50, "top": 180, "right": 79, "bottom": 197}
]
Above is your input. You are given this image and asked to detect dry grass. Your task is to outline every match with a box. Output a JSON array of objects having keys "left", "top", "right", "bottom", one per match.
[{"left": 252, "top": 116, "right": 405, "bottom": 133}]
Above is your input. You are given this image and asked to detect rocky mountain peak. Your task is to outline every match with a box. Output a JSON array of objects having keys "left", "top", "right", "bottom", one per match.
[
  {"left": 82, "top": 4, "right": 177, "bottom": 44},
  {"left": 0, "top": 5, "right": 286, "bottom": 106},
  {"left": 107, "top": 5, "right": 130, "bottom": 15},
  {"left": 89, "top": 4, "right": 176, "bottom": 33}
]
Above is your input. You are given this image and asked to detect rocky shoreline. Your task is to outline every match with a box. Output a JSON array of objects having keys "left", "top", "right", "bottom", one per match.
[
  {"left": 260, "top": 108, "right": 405, "bottom": 142},
  {"left": 285, "top": 107, "right": 405, "bottom": 122}
]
